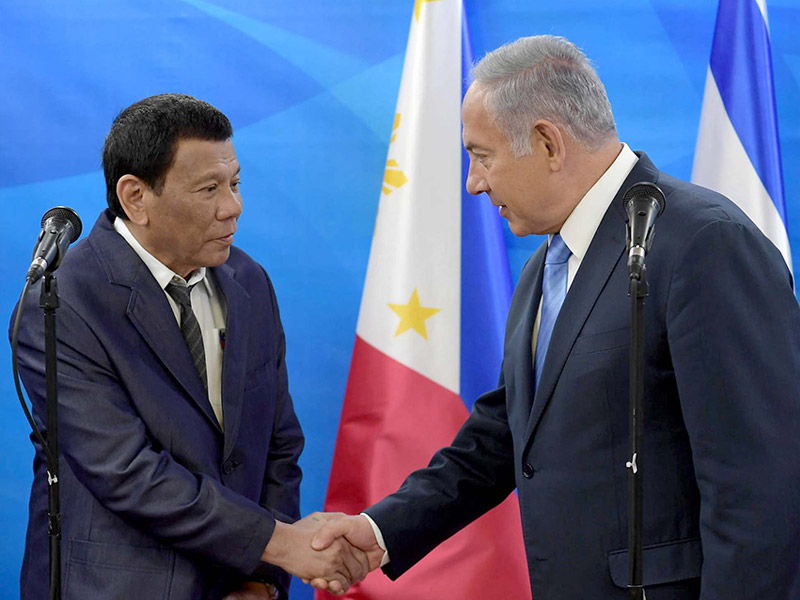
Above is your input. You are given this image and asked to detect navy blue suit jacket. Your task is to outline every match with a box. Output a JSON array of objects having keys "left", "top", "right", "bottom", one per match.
[
  {"left": 13, "top": 210, "right": 304, "bottom": 600},
  {"left": 365, "top": 154, "right": 800, "bottom": 599}
]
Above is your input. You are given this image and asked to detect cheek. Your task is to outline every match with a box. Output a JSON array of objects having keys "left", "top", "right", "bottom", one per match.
[
  {"left": 507, "top": 167, "right": 538, "bottom": 203},
  {"left": 155, "top": 203, "right": 192, "bottom": 229},
  {"left": 180, "top": 211, "right": 217, "bottom": 238}
]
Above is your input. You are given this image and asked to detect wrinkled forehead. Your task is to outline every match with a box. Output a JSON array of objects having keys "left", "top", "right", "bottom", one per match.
[
  {"left": 167, "top": 138, "right": 239, "bottom": 181},
  {"left": 461, "top": 84, "right": 498, "bottom": 147}
]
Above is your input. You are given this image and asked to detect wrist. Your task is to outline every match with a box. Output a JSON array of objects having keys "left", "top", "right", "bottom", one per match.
[{"left": 261, "top": 521, "right": 290, "bottom": 567}]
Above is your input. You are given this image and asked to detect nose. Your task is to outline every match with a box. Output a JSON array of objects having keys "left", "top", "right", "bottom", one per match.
[
  {"left": 465, "top": 159, "right": 489, "bottom": 196},
  {"left": 218, "top": 184, "right": 243, "bottom": 220}
]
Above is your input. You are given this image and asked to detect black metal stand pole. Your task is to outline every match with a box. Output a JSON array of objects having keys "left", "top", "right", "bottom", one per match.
[
  {"left": 627, "top": 265, "right": 648, "bottom": 600},
  {"left": 41, "top": 273, "right": 62, "bottom": 600}
]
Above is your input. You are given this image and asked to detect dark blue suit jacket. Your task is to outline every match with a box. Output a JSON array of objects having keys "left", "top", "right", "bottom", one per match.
[
  {"left": 366, "top": 154, "right": 800, "bottom": 599},
  {"left": 13, "top": 210, "right": 304, "bottom": 600}
]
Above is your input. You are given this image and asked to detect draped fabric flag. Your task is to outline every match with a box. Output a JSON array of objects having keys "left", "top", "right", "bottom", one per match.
[
  {"left": 692, "top": 0, "right": 791, "bottom": 270},
  {"left": 318, "top": 1, "right": 530, "bottom": 598}
]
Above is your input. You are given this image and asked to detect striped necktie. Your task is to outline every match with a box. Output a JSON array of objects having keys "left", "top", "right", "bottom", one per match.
[
  {"left": 166, "top": 281, "right": 208, "bottom": 391},
  {"left": 534, "top": 233, "right": 571, "bottom": 391}
]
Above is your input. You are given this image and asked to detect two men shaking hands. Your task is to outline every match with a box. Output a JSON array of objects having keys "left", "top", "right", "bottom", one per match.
[
  {"left": 261, "top": 513, "right": 382, "bottom": 595},
  {"left": 14, "top": 33, "right": 800, "bottom": 600}
]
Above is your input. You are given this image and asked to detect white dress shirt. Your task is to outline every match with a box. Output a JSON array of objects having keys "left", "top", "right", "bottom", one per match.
[
  {"left": 559, "top": 143, "right": 639, "bottom": 288},
  {"left": 531, "top": 143, "right": 638, "bottom": 357},
  {"left": 114, "top": 218, "right": 227, "bottom": 428}
]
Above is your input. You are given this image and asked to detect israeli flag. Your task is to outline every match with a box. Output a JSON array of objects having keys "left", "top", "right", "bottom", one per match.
[{"left": 692, "top": 0, "right": 791, "bottom": 271}]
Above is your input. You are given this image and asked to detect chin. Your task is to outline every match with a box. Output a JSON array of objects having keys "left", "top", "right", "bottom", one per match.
[
  {"left": 205, "top": 248, "right": 232, "bottom": 268},
  {"left": 508, "top": 222, "right": 533, "bottom": 238}
]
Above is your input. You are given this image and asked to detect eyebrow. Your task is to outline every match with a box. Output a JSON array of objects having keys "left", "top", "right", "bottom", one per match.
[{"left": 192, "top": 165, "right": 241, "bottom": 185}]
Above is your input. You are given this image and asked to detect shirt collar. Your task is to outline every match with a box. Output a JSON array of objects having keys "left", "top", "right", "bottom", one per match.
[
  {"left": 558, "top": 143, "right": 638, "bottom": 258},
  {"left": 113, "top": 217, "right": 207, "bottom": 290}
]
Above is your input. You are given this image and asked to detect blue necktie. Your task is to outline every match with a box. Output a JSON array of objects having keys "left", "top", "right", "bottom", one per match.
[{"left": 534, "top": 233, "right": 571, "bottom": 391}]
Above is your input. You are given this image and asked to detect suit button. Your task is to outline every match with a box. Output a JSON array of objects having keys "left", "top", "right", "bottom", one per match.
[
  {"left": 222, "top": 461, "right": 234, "bottom": 474},
  {"left": 522, "top": 463, "right": 535, "bottom": 479}
]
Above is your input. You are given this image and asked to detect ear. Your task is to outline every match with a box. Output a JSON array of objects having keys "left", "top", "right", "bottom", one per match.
[
  {"left": 116, "top": 175, "right": 150, "bottom": 226},
  {"left": 531, "top": 120, "right": 566, "bottom": 172}
]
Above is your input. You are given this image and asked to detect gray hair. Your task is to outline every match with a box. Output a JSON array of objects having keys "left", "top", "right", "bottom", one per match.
[{"left": 471, "top": 35, "right": 617, "bottom": 155}]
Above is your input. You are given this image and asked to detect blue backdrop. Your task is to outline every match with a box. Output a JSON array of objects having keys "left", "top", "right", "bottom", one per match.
[{"left": 1, "top": 1, "right": 798, "bottom": 598}]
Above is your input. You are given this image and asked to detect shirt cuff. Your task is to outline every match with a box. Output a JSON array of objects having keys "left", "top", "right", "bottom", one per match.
[{"left": 359, "top": 513, "right": 390, "bottom": 567}]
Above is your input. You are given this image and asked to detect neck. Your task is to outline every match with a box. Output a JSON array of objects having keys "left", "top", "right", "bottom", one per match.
[
  {"left": 563, "top": 137, "right": 622, "bottom": 204},
  {"left": 545, "top": 137, "right": 621, "bottom": 233},
  {"left": 117, "top": 218, "right": 194, "bottom": 279}
]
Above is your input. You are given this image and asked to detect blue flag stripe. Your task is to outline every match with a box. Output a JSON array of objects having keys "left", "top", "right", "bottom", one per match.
[
  {"left": 459, "top": 6, "right": 514, "bottom": 411},
  {"left": 709, "top": 0, "right": 786, "bottom": 221}
]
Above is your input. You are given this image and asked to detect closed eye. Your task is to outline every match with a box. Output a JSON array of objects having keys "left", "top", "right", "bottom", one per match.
[{"left": 472, "top": 153, "right": 489, "bottom": 167}]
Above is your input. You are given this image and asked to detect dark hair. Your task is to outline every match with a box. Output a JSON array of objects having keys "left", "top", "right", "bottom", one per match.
[{"left": 102, "top": 93, "right": 233, "bottom": 219}]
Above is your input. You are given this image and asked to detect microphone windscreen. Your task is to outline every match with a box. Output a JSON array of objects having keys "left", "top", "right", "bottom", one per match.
[
  {"left": 622, "top": 182, "right": 666, "bottom": 217},
  {"left": 41, "top": 206, "right": 83, "bottom": 242}
]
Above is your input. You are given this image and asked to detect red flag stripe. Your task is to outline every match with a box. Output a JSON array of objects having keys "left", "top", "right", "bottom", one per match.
[{"left": 320, "top": 336, "right": 531, "bottom": 600}]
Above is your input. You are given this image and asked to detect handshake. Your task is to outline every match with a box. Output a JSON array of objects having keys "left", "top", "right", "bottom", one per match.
[{"left": 261, "top": 512, "right": 385, "bottom": 595}]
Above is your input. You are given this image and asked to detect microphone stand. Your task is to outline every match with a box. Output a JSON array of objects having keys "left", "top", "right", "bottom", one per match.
[
  {"left": 626, "top": 260, "right": 647, "bottom": 600},
  {"left": 41, "top": 272, "right": 62, "bottom": 600}
]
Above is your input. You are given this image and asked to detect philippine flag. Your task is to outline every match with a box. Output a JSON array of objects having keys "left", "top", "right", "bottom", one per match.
[
  {"left": 318, "top": 0, "right": 531, "bottom": 598},
  {"left": 692, "top": 0, "right": 791, "bottom": 270}
]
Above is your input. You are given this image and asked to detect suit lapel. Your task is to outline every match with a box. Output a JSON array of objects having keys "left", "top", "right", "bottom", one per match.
[
  {"left": 521, "top": 153, "right": 660, "bottom": 446},
  {"left": 126, "top": 279, "right": 221, "bottom": 430},
  {"left": 212, "top": 262, "right": 250, "bottom": 460},
  {"left": 506, "top": 245, "right": 545, "bottom": 431},
  {"left": 89, "top": 212, "right": 222, "bottom": 432}
]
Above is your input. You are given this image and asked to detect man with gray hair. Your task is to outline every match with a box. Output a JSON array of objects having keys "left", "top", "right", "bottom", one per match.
[{"left": 311, "top": 35, "right": 800, "bottom": 598}]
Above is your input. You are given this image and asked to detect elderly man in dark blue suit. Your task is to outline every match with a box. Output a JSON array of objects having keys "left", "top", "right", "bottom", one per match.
[
  {"left": 14, "top": 94, "right": 367, "bottom": 599},
  {"left": 310, "top": 36, "right": 800, "bottom": 599}
]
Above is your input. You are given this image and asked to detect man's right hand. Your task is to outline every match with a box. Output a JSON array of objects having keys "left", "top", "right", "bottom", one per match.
[
  {"left": 308, "top": 513, "right": 386, "bottom": 591},
  {"left": 261, "top": 514, "right": 370, "bottom": 595}
]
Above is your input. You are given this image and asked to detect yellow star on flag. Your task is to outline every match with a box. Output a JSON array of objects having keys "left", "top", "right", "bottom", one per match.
[
  {"left": 388, "top": 288, "right": 441, "bottom": 340},
  {"left": 414, "top": 0, "right": 440, "bottom": 21}
]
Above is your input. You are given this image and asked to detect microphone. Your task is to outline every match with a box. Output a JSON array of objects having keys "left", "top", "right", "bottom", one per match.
[
  {"left": 622, "top": 182, "right": 666, "bottom": 278},
  {"left": 27, "top": 207, "right": 83, "bottom": 284}
]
